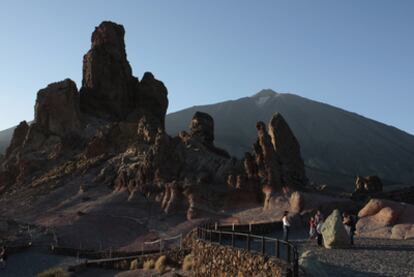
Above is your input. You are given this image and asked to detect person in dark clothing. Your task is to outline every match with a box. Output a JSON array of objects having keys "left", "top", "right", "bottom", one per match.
[
  {"left": 316, "top": 218, "right": 324, "bottom": 246},
  {"left": 343, "top": 212, "right": 357, "bottom": 245}
]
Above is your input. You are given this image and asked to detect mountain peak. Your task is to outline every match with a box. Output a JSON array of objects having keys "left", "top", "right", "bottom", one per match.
[{"left": 252, "top": 89, "right": 278, "bottom": 98}]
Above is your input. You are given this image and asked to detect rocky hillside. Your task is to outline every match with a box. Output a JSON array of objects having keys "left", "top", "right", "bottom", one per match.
[
  {"left": 0, "top": 22, "right": 309, "bottom": 250},
  {"left": 166, "top": 90, "right": 414, "bottom": 190}
]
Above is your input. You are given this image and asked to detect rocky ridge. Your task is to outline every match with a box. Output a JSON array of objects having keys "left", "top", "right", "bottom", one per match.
[{"left": 0, "top": 21, "right": 308, "bottom": 223}]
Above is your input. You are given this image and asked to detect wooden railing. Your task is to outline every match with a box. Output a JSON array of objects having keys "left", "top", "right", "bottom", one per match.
[{"left": 196, "top": 222, "right": 299, "bottom": 277}]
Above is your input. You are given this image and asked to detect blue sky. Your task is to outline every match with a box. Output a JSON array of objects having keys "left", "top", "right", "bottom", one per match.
[{"left": 0, "top": 0, "right": 413, "bottom": 134}]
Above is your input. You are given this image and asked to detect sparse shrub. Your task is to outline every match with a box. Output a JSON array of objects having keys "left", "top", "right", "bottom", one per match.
[
  {"left": 36, "top": 267, "right": 70, "bottom": 277},
  {"left": 130, "top": 258, "right": 139, "bottom": 270},
  {"left": 143, "top": 259, "right": 155, "bottom": 271},
  {"left": 182, "top": 254, "right": 193, "bottom": 271},
  {"left": 155, "top": 255, "right": 167, "bottom": 274}
]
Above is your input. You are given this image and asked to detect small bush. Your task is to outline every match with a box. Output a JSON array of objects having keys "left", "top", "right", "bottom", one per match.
[
  {"left": 182, "top": 254, "right": 193, "bottom": 271},
  {"left": 155, "top": 255, "right": 167, "bottom": 274},
  {"left": 36, "top": 267, "right": 70, "bottom": 277},
  {"left": 130, "top": 258, "right": 139, "bottom": 270},
  {"left": 143, "top": 259, "right": 155, "bottom": 271}
]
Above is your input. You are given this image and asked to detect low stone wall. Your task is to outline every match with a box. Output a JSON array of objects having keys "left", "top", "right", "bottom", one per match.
[{"left": 192, "top": 239, "right": 288, "bottom": 277}]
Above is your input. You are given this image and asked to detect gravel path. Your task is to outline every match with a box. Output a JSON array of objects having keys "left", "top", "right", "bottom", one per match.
[{"left": 297, "top": 238, "right": 414, "bottom": 277}]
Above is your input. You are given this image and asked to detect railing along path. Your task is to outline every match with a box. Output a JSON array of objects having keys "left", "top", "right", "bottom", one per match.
[{"left": 196, "top": 222, "right": 299, "bottom": 277}]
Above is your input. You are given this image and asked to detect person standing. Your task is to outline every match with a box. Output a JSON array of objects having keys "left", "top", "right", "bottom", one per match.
[
  {"left": 343, "top": 212, "right": 357, "bottom": 245},
  {"left": 316, "top": 218, "right": 324, "bottom": 246},
  {"left": 282, "top": 211, "right": 291, "bottom": 241},
  {"left": 315, "top": 210, "right": 324, "bottom": 225},
  {"left": 309, "top": 216, "right": 317, "bottom": 240}
]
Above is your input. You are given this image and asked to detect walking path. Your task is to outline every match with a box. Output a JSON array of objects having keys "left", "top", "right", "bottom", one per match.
[{"left": 297, "top": 237, "right": 414, "bottom": 277}]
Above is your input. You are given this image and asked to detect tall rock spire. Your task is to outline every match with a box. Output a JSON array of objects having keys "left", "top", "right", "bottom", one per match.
[{"left": 80, "top": 21, "right": 138, "bottom": 119}]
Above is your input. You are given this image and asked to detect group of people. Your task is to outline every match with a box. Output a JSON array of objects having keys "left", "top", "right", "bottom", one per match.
[
  {"left": 308, "top": 210, "right": 325, "bottom": 245},
  {"left": 308, "top": 210, "right": 357, "bottom": 245}
]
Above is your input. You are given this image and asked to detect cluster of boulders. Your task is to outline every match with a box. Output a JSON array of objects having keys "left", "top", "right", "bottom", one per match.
[{"left": 357, "top": 198, "right": 414, "bottom": 239}]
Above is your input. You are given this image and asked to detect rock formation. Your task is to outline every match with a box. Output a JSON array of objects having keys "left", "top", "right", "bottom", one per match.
[
  {"left": 241, "top": 113, "right": 307, "bottom": 209},
  {"left": 354, "top": 175, "right": 383, "bottom": 193},
  {"left": 357, "top": 198, "right": 414, "bottom": 239},
  {"left": 268, "top": 113, "right": 307, "bottom": 189},
  {"left": 80, "top": 21, "right": 168, "bottom": 130},
  {"left": 321, "top": 209, "right": 350, "bottom": 248},
  {"left": 5, "top": 121, "right": 28, "bottom": 158},
  {"left": 0, "top": 21, "right": 309, "bottom": 224},
  {"left": 80, "top": 21, "right": 138, "bottom": 119},
  {"left": 35, "top": 79, "right": 82, "bottom": 136}
]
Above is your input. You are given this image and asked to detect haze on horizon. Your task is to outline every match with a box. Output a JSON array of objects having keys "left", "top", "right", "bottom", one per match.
[{"left": 0, "top": 0, "right": 413, "bottom": 134}]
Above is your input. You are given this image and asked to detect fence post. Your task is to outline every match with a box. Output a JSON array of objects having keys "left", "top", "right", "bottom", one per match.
[
  {"left": 261, "top": 236, "right": 265, "bottom": 254},
  {"left": 287, "top": 244, "right": 291, "bottom": 263},
  {"left": 275, "top": 240, "right": 280, "bottom": 258},
  {"left": 218, "top": 231, "right": 222, "bottom": 244},
  {"left": 209, "top": 230, "right": 212, "bottom": 242},
  {"left": 215, "top": 222, "right": 218, "bottom": 231},
  {"left": 249, "top": 223, "right": 252, "bottom": 233},
  {"left": 231, "top": 232, "right": 235, "bottom": 247},
  {"left": 246, "top": 234, "right": 251, "bottom": 251}
]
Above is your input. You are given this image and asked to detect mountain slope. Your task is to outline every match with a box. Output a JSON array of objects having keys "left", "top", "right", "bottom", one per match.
[{"left": 166, "top": 90, "right": 414, "bottom": 190}]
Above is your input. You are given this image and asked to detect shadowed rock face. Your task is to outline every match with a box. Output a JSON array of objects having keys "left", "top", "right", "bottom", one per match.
[
  {"left": 354, "top": 175, "right": 383, "bottom": 193},
  {"left": 80, "top": 21, "right": 137, "bottom": 119},
  {"left": 35, "top": 79, "right": 82, "bottom": 136},
  {"left": 5, "top": 121, "right": 28, "bottom": 159},
  {"left": 80, "top": 21, "right": 168, "bottom": 128},
  {"left": 241, "top": 114, "right": 307, "bottom": 200},
  {"left": 268, "top": 113, "right": 307, "bottom": 189},
  {"left": 190, "top": 112, "right": 215, "bottom": 144}
]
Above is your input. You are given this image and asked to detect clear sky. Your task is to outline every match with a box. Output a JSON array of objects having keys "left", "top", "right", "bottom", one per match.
[{"left": 0, "top": 0, "right": 413, "bottom": 134}]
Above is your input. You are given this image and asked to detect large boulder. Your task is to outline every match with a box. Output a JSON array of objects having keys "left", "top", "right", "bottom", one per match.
[
  {"left": 35, "top": 79, "right": 82, "bottom": 136},
  {"left": 321, "top": 209, "right": 350, "bottom": 249},
  {"left": 299, "top": 250, "right": 329, "bottom": 277},
  {"left": 357, "top": 199, "right": 414, "bottom": 239}
]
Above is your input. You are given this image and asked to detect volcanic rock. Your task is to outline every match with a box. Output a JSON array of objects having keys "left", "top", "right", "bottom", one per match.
[
  {"left": 321, "top": 209, "right": 350, "bottom": 248},
  {"left": 357, "top": 199, "right": 414, "bottom": 239},
  {"left": 80, "top": 21, "right": 137, "bottom": 119},
  {"left": 354, "top": 175, "right": 383, "bottom": 193},
  {"left": 134, "top": 72, "right": 169, "bottom": 130},
  {"left": 35, "top": 79, "right": 82, "bottom": 136},
  {"left": 5, "top": 121, "right": 28, "bottom": 158},
  {"left": 268, "top": 113, "right": 307, "bottom": 189}
]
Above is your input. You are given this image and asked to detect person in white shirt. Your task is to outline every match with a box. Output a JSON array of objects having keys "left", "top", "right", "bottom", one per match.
[{"left": 282, "top": 211, "right": 291, "bottom": 241}]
